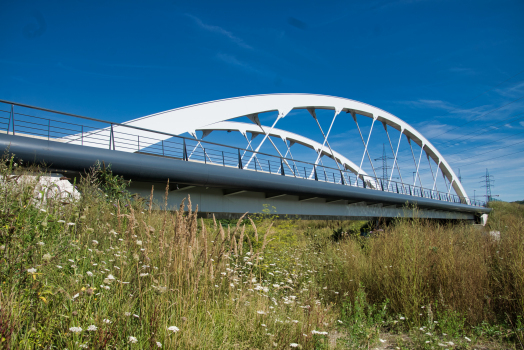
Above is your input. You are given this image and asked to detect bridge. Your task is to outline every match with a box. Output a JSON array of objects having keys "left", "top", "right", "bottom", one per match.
[{"left": 0, "top": 94, "right": 490, "bottom": 221}]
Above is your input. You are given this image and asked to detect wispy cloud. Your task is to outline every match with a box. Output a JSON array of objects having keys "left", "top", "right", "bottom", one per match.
[
  {"left": 494, "top": 80, "right": 524, "bottom": 98},
  {"left": 186, "top": 14, "right": 253, "bottom": 50},
  {"left": 215, "top": 53, "right": 283, "bottom": 83}
]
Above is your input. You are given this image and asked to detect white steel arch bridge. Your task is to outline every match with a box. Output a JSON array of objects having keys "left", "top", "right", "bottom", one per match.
[{"left": 0, "top": 95, "right": 489, "bottom": 221}]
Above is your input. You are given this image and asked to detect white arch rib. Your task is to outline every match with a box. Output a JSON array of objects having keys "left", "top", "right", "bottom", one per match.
[
  {"left": 195, "top": 121, "right": 374, "bottom": 184},
  {"left": 60, "top": 93, "right": 467, "bottom": 199}
]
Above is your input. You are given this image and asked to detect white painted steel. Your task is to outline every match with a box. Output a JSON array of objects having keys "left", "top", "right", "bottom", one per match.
[
  {"left": 60, "top": 93, "right": 468, "bottom": 199},
  {"left": 194, "top": 121, "right": 376, "bottom": 185}
]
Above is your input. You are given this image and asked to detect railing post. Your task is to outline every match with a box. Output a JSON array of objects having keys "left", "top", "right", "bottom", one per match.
[
  {"left": 340, "top": 171, "right": 345, "bottom": 185},
  {"left": 268, "top": 160, "right": 271, "bottom": 174},
  {"left": 222, "top": 151, "right": 225, "bottom": 166},
  {"left": 314, "top": 165, "right": 318, "bottom": 181},
  {"left": 333, "top": 173, "right": 335, "bottom": 183},
  {"left": 255, "top": 159, "right": 257, "bottom": 172},
  {"left": 11, "top": 104, "right": 15, "bottom": 135},
  {"left": 48, "top": 120, "right": 50, "bottom": 140},
  {"left": 137, "top": 135, "right": 139, "bottom": 152},
  {"left": 109, "top": 124, "right": 113, "bottom": 150},
  {"left": 162, "top": 140, "right": 165, "bottom": 156},
  {"left": 238, "top": 149, "right": 243, "bottom": 169},
  {"left": 81, "top": 126, "right": 84, "bottom": 146},
  {"left": 183, "top": 139, "right": 188, "bottom": 161},
  {"left": 204, "top": 148, "right": 206, "bottom": 164},
  {"left": 304, "top": 167, "right": 307, "bottom": 179},
  {"left": 280, "top": 159, "right": 285, "bottom": 176}
]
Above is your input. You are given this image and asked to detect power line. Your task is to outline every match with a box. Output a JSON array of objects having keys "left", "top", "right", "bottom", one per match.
[
  {"left": 429, "top": 68, "right": 524, "bottom": 139},
  {"left": 454, "top": 69, "right": 524, "bottom": 109},
  {"left": 454, "top": 148, "right": 524, "bottom": 166},
  {"left": 444, "top": 128, "right": 524, "bottom": 157},
  {"left": 432, "top": 95, "right": 524, "bottom": 140},
  {"left": 439, "top": 111, "right": 524, "bottom": 149},
  {"left": 454, "top": 138, "right": 524, "bottom": 161}
]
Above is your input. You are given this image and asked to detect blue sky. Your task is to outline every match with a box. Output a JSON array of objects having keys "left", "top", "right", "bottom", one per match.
[{"left": 1, "top": 0, "right": 524, "bottom": 201}]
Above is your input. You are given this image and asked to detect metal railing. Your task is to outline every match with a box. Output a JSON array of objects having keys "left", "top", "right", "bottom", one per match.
[{"left": 0, "top": 99, "right": 487, "bottom": 207}]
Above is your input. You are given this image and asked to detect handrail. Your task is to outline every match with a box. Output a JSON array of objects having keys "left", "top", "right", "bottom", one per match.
[{"left": 0, "top": 99, "right": 487, "bottom": 208}]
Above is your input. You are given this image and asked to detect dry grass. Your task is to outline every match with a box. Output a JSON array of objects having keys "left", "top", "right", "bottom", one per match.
[{"left": 0, "top": 154, "right": 522, "bottom": 349}]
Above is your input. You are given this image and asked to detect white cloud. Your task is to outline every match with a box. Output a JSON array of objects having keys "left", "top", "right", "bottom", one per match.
[{"left": 186, "top": 14, "right": 253, "bottom": 50}]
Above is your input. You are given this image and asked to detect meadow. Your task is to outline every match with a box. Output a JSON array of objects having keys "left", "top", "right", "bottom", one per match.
[{"left": 0, "top": 154, "right": 522, "bottom": 349}]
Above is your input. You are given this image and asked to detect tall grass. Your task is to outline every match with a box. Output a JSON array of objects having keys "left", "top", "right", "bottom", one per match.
[
  {"left": 1, "top": 154, "right": 522, "bottom": 349},
  {"left": 0, "top": 157, "right": 337, "bottom": 349}
]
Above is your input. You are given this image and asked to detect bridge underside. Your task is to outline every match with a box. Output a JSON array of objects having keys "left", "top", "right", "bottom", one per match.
[
  {"left": 130, "top": 181, "right": 476, "bottom": 221},
  {"left": 0, "top": 134, "right": 487, "bottom": 221}
]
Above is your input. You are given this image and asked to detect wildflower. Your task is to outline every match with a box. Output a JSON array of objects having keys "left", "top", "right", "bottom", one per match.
[
  {"left": 261, "top": 324, "right": 267, "bottom": 327},
  {"left": 290, "top": 344, "right": 299, "bottom": 348},
  {"left": 311, "top": 330, "right": 328, "bottom": 335},
  {"left": 106, "top": 274, "right": 116, "bottom": 281},
  {"left": 125, "top": 312, "right": 131, "bottom": 316},
  {"left": 27, "top": 268, "right": 37, "bottom": 274},
  {"left": 251, "top": 278, "right": 257, "bottom": 283},
  {"left": 229, "top": 283, "right": 234, "bottom": 287},
  {"left": 133, "top": 314, "right": 139, "bottom": 318},
  {"left": 57, "top": 265, "right": 63, "bottom": 269},
  {"left": 71, "top": 265, "right": 77, "bottom": 268},
  {"left": 128, "top": 336, "right": 138, "bottom": 343},
  {"left": 379, "top": 339, "right": 386, "bottom": 343},
  {"left": 58, "top": 220, "right": 65, "bottom": 223},
  {"left": 337, "top": 320, "right": 343, "bottom": 324},
  {"left": 133, "top": 253, "right": 139, "bottom": 260},
  {"left": 87, "top": 325, "right": 97, "bottom": 331},
  {"left": 0, "top": 245, "right": 4, "bottom": 250},
  {"left": 69, "top": 326, "right": 82, "bottom": 333},
  {"left": 37, "top": 242, "right": 45, "bottom": 246},
  {"left": 72, "top": 293, "right": 80, "bottom": 299},
  {"left": 68, "top": 259, "right": 75, "bottom": 263},
  {"left": 263, "top": 287, "right": 269, "bottom": 293},
  {"left": 215, "top": 285, "right": 219, "bottom": 288},
  {"left": 156, "top": 342, "right": 162, "bottom": 348},
  {"left": 136, "top": 240, "right": 142, "bottom": 246},
  {"left": 43, "top": 253, "right": 52, "bottom": 261},
  {"left": 140, "top": 273, "right": 149, "bottom": 277},
  {"left": 465, "top": 336, "right": 471, "bottom": 342},
  {"left": 67, "top": 222, "right": 75, "bottom": 226},
  {"left": 167, "top": 326, "right": 180, "bottom": 333},
  {"left": 86, "top": 271, "right": 93, "bottom": 277},
  {"left": 92, "top": 240, "right": 99, "bottom": 245},
  {"left": 273, "top": 284, "right": 279, "bottom": 288},
  {"left": 448, "top": 341, "right": 454, "bottom": 346},
  {"left": 103, "top": 319, "right": 111, "bottom": 324},
  {"left": 399, "top": 316, "right": 405, "bottom": 320},
  {"left": 257, "top": 311, "right": 266, "bottom": 315}
]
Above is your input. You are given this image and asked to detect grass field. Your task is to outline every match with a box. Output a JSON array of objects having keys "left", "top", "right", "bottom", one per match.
[{"left": 0, "top": 155, "right": 522, "bottom": 349}]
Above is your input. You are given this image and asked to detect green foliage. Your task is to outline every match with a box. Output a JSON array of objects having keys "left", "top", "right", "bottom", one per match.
[
  {"left": 339, "top": 283, "right": 389, "bottom": 348},
  {"left": 93, "top": 161, "right": 131, "bottom": 202}
]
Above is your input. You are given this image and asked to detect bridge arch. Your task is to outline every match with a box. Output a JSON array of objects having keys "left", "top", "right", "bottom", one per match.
[{"left": 120, "top": 94, "right": 466, "bottom": 199}]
